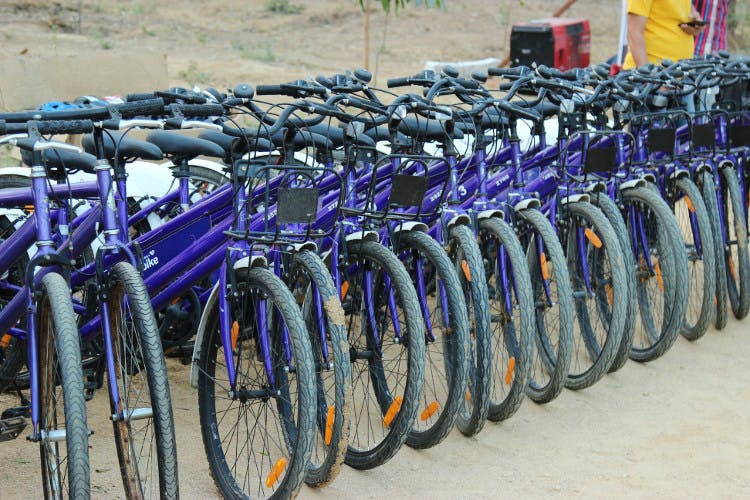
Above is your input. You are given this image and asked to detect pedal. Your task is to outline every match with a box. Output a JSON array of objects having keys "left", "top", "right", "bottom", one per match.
[
  {"left": 1, "top": 404, "right": 30, "bottom": 419},
  {"left": 0, "top": 416, "right": 27, "bottom": 442},
  {"left": 82, "top": 366, "right": 99, "bottom": 401}
]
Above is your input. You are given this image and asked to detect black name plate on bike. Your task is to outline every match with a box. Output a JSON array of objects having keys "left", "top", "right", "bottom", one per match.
[
  {"left": 691, "top": 123, "right": 716, "bottom": 148},
  {"left": 647, "top": 127, "right": 675, "bottom": 154},
  {"left": 730, "top": 124, "right": 750, "bottom": 147},
  {"left": 277, "top": 187, "right": 318, "bottom": 223},
  {"left": 389, "top": 174, "right": 427, "bottom": 208},
  {"left": 584, "top": 145, "right": 617, "bottom": 174}
]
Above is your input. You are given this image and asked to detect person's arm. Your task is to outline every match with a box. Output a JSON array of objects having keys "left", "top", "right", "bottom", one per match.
[{"left": 627, "top": 13, "right": 649, "bottom": 67}]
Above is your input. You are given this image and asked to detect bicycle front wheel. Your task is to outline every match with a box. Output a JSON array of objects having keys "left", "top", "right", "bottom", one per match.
[
  {"left": 515, "top": 209, "right": 574, "bottom": 402},
  {"left": 198, "top": 267, "right": 316, "bottom": 498},
  {"left": 288, "top": 250, "right": 351, "bottom": 487},
  {"left": 622, "top": 186, "right": 688, "bottom": 361},
  {"left": 38, "top": 272, "right": 90, "bottom": 499},
  {"left": 396, "top": 230, "right": 470, "bottom": 449},
  {"left": 558, "top": 201, "right": 627, "bottom": 390},
  {"left": 106, "top": 262, "right": 178, "bottom": 499},
  {"left": 698, "top": 170, "right": 729, "bottom": 330},
  {"left": 342, "top": 239, "right": 425, "bottom": 470},
  {"left": 672, "top": 177, "right": 716, "bottom": 340},
  {"left": 720, "top": 166, "right": 750, "bottom": 319}
]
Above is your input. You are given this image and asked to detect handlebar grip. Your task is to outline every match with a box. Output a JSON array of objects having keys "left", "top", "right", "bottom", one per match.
[
  {"left": 34, "top": 119, "right": 95, "bottom": 135},
  {"left": 315, "top": 75, "right": 334, "bottom": 89},
  {"left": 223, "top": 97, "right": 246, "bottom": 107},
  {"left": 455, "top": 77, "right": 481, "bottom": 89},
  {"left": 178, "top": 103, "right": 225, "bottom": 117},
  {"left": 488, "top": 66, "right": 528, "bottom": 77},
  {"left": 387, "top": 77, "right": 411, "bottom": 88},
  {"left": 125, "top": 93, "right": 156, "bottom": 102},
  {"left": 255, "top": 84, "right": 284, "bottom": 96},
  {"left": 155, "top": 90, "right": 207, "bottom": 104},
  {"left": 117, "top": 98, "right": 166, "bottom": 118}
]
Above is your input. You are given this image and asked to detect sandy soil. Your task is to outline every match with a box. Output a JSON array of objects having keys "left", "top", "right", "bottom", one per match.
[
  {"left": 1, "top": 1, "right": 750, "bottom": 498},
  {"left": 1, "top": 315, "right": 749, "bottom": 498}
]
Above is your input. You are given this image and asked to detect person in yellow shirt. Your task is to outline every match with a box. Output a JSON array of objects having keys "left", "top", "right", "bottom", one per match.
[{"left": 623, "top": 0, "right": 706, "bottom": 69}]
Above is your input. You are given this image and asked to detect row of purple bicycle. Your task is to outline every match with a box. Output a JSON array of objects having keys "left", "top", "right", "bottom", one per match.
[{"left": 0, "top": 50, "right": 748, "bottom": 499}]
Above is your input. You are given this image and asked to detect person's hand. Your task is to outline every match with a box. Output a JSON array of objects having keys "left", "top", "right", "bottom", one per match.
[{"left": 680, "top": 7, "right": 706, "bottom": 37}]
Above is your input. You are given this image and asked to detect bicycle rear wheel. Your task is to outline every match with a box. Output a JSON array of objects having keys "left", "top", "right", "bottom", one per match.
[
  {"left": 342, "top": 240, "right": 425, "bottom": 469},
  {"left": 106, "top": 262, "right": 178, "bottom": 499},
  {"left": 37, "top": 272, "right": 90, "bottom": 499},
  {"left": 0, "top": 174, "right": 32, "bottom": 392},
  {"left": 396, "top": 230, "right": 469, "bottom": 449},
  {"left": 198, "top": 267, "right": 316, "bottom": 498}
]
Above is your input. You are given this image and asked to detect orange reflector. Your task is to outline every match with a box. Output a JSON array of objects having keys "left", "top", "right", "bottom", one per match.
[
  {"left": 585, "top": 228, "right": 602, "bottom": 248},
  {"left": 420, "top": 401, "right": 440, "bottom": 421},
  {"left": 265, "top": 457, "right": 288, "bottom": 488},
  {"left": 654, "top": 260, "right": 664, "bottom": 292},
  {"left": 461, "top": 260, "right": 472, "bottom": 282},
  {"left": 23, "top": 205, "right": 34, "bottom": 212},
  {"left": 728, "top": 259, "right": 737, "bottom": 282},
  {"left": 504, "top": 356, "right": 516, "bottom": 385},
  {"left": 324, "top": 406, "right": 335, "bottom": 445},
  {"left": 231, "top": 321, "right": 239, "bottom": 351},
  {"left": 685, "top": 196, "right": 695, "bottom": 213},
  {"left": 465, "top": 389, "right": 471, "bottom": 401},
  {"left": 340, "top": 280, "right": 349, "bottom": 300},
  {"left": 171, "top": 296, "right": 180, "bottom": 305},
  {"left": 605, "top": 284, "right": 613, "bottom": 306},
  {"left": 0, "top": 334, "right": 11, "bottom": 349},
  {"left": 540, "top": 252, "right": 550, "bottom": 280},
  {"left": 382, "top": 396, "right": 403, "bottom": 427}
]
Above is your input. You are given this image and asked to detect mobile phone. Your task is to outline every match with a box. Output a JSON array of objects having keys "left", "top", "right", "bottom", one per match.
[{"left": 681, "top": 20, "right": 707, "bottom": 27}]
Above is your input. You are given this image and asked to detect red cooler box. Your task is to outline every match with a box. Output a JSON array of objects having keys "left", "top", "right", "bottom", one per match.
[{"left": 510, "top": 18, "right": 591, "bottom": 70}]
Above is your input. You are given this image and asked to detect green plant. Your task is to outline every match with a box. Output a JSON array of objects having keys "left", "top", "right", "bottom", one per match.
[
  {"left": 265, "top": 0, "right": 304, "bottom": 14},
  {"left": 178, "top": 61, "right": 213, "bottom": 86},
  {"left": 232, "top": 39, "right": 276, "bottom": 63},
  {"left": 359, "top": 0, "right": 444, "bottom": 12}
]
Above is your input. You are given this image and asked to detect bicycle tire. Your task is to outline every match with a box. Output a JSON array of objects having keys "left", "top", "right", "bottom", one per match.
[
  {"left": 106, "top": 262, "right": 178, "bottom": 499},
  {"left": 588, "top": 193, "right": 637, "bottom": 373},
  {"left": 342, "top": 239, "right": 425, "bottom": 469},
  {"left": 697, "top": 170, "right": 728, "bottom": 330},
  {"left": 622, "top": 186, "right": 688, "bottom": 362},
  {"left": 478, "top": 218, "right": 539, "bottom": 404},
  {"left": 719, "top": 166, "right": 750, "bottom": 319},
  {"left": 396, "top": 230, "right": 469, "bottom": 449},
  {"left": 673, "top": 177, "right": 716, "bottom": 340},
  {"left": 38, "top": 272, "right": 90, "bottom": 499},
  {"left": 0, "top": 174, "right": 32, "bottom": 392},
  {"left": 558, "top": 201, "right": 627, "bottom": 389},
  {"left": 515, "top": 208, "right": 575, "bottom": 401},
  {"left": 448, "top": 224, "right": 492, "bottom": 431},
  {"left": 198, "top": 266, "right": 316, "bottom": 498},
  {"left": 288, "top": 250, "right": 351, "bottom": 487}
]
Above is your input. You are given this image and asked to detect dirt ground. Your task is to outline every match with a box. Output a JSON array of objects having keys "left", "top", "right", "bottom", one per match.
[
  {"left": 1, "top": 315, "right": 749, "bottom": 498},
  {"left": 1, "top": 0, "right": 750, "bottom": 498}
]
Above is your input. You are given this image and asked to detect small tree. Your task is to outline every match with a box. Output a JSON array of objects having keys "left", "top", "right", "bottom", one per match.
[{"left": 359, "top": 0, "right": 444, "bottom": 70}]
